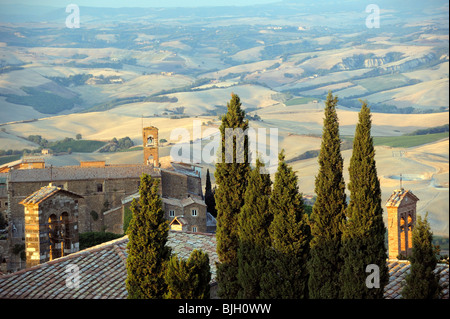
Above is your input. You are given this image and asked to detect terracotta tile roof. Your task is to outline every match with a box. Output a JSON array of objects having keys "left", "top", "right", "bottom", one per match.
[
  {"left": 0, "top": 231, "right": 217, "bottom": 299},
  {"left": 384, "top": 260, "right": 449, "bottom": 299},
  {"left": 163, "top": 196, "right": 206, "bottom": 207},
  {"left": 385, "top": 188, "right": 419, "bottom": 207},
  {"left": 1, "top": 230, "right": 447, "bottom": 299},
  {"left": 19, "top": 185, "right": 83, "bottom": 205},
  {"left": 9, "top": 165, "right": 159, "bottom": 183}
]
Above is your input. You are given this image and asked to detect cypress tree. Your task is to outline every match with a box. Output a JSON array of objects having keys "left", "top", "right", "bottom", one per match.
[
  {"left": 215, "top": 93, "right": 250, "bottom": 298},
  {"left": 261, "top": 150, "right": 311, "bottom": 299},
  {"left": 402, "top": 213, "right": 442, "bottom": 299},
  {"left": 126, "top": 174, "right": 171, "bottom": 299},
  {"left": 340, "top": 101, "right": 389, "bottom": 299},
  {"left": 308, "top": 91, "right": 347, "bottom": 299},
  {"left": 204, "top": 168, "right": 217, "bottom": 217},
  {"left": 165, "top": 249, "right": 211, "bottom": 299},
  {"left": 237, "top": 158, "right": 272, "bottom": 299}
]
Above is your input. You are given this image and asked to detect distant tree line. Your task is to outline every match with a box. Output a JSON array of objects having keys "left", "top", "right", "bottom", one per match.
[
  {"left": 405, "top": 124, "right": 449, "bottom": 136},
  {"left": 48, "top": 73, "right": 93, "bottom": 86},
  {"left": 99, "top": 136, "right": 134, "bottom": 152},
  {"left": 25, "top": 135, "right": 106, "bottom": 153}
]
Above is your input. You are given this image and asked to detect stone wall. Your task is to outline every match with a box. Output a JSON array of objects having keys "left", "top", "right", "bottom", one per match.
[{"left": 24, "top": 192, "right": 80, "bottom": 268}]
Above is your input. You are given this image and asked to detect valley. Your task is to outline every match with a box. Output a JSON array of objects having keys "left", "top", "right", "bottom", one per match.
[{"left": 0, "top": 0, "right": 448, "bottom": 235}]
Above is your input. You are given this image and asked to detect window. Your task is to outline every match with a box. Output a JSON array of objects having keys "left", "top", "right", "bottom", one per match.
[
  {"left": 191, "top": 209, "right": 197, "bottom": 217},
  {"left": 146, "top": 135, "right": 154, "bottom": 147},
  {"left": 97, "top": 183, "right": 103, "bottom": 193},
  {"left": 169, "top": 210, "right": 175, "bottom": 217},
  {"left": 192, "top": 226, "right": 197, "bottom": 233}
]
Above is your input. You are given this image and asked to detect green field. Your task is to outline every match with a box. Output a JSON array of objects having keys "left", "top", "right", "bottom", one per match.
[
  {"left": 341, "top": 132, "right": 449, "bottom": 148},
  {"left": 354, "top": 74, "right": 417, "bottom": 93},
  {"left": 284, "top": 96, "right": 317, "bottom": 106},
  {"left": 373, "top": 132, "right": 449, "bottom": 148},
  {"left": 0, "top": 154, "right": 21, "bottom": 165}
]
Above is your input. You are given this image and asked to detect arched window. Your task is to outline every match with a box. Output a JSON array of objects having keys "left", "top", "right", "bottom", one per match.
[
  {"left": 60, "top": 212, "right": 70, "bottom": 256},
  {"left": 146, "top": 135, "right": 154, "bottom": 147},
  {"left": 48, "top": 214, "right": 60, "bottom": 260},
  {"left": 400, "top": 217, "right": 406, "bottom": 252},
  {"left": 407, "top": 213, "right": 413, "bottom": 249}
]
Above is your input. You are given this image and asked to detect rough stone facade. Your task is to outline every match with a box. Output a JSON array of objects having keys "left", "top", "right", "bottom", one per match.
[{"left": 20, "top": 186, "right": 82, "bottom": 268}]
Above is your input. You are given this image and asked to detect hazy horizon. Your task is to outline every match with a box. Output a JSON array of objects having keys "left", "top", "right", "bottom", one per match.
[{"left": 0, "top": 0, "right": 279, "bottom": 8}]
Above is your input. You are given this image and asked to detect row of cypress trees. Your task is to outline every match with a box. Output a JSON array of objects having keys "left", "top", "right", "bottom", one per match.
[
  {"left": 215, "top": 92, "right": 389, "bottom": 299},
  {"left": 124, "top": 91, "right": 442, "bottom": 299}
]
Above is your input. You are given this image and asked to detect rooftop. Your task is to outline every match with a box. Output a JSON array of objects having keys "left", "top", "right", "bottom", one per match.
[
  {"left": 19, "top": 184, "right": 83, "bottom": 205},
  {"left": 162, "top": 196, "right": 206, "bottom": 208},
  {"left": 385, "top": 260, "right": 449, "bottom": 299},
  {"left": 0, "top": 232, "right": 447, "bottom": 299},
  {"left": 385, "top": 188, "right": 419, "bottom": 208},
  {"left": 9, "top": 164, "right": 159, "bottom": 183},
  {"left": 0, "top": 231, "right": 217, "bottom": 299}
]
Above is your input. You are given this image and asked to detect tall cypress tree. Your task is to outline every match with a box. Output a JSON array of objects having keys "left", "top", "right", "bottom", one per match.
[
  {"left": 402, "top": 213, "right": 442, "bottom": 299},
  {"left": 308, "top": 91, "right": 347, "bottom": 299},
  {"left": 237, "top": 158, "right": 272, "bottom": 299},
  {"left": 204, "top": 168, "right": 217, "bottom": 217},
  {"left": 126, "top": 174, "right": 171, "bottom": 299},
  {"left": 165, "top": 249, "right": 211, "bottom": 299},
  {"left": 340, "top": 101, "right": 389, "bottom": 299},
  {"left": 261, "top": 150, "right": 311, "bottom": 299},
  {"left": 215, "top": 93, "right": 250, "bottom": 298}
]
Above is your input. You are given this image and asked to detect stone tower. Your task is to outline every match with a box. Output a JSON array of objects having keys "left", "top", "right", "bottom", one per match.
[
  {"left": 143, "top": 126, "right": 159, "bottom": 167},
  {"left": 20, "top": 184, "right": 82, "bottom": 268},
  {"left": 385, "top": 188, "right": 419, "bottom": 260}
]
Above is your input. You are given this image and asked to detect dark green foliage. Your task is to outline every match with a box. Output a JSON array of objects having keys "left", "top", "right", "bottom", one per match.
[
  {"left": 308, "top": 91, "right": 347, "bottom": 299},
  {"left": 261, "top": 150, "right": 311, "bottom": 299},
  {"left": 49, "top": 73, "right": 93, "bottom": 87},
  {"left": 405, "top": 124, "right": 449, "bottom": 136},
  {"left": 204, "top": 169, "right": 217, "bottom": 217},
  {"left": 123, "top": 206, "right": 132, "bottom": 234},
  {"left": 215, "top": 93, "right": 250, "bottom": 299},
  {"left": 26, "top": 135, "right": 106, "bottom": 153},
  {"left": 237, "top": 159, "right": 272, "bottom": 299},
  {"left": 340, "top": 101, "right": 388, "bottom": 299},
  {"left": 78, "top": 231, "right": 122, "bottom": 250},
  {"left": 402, "top": 214, "right": 442, "bottom": 299},
  {"left": 5, "top": 86, "right": 82, "bottom": 114},
  {"left": 100, "top": 136, "right": 134, "bottom": 152},
  {"left": 165, "top": 249, "right": 211, "bottom": 299},
  {"left": 126, "top": 174, "right": 171, "bottom": 299}
]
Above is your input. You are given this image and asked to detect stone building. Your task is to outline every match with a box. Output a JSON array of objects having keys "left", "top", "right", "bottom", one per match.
[
  {"left": 385, "top": 188, "right": 419, "bottom": 260},
  {"left": 20, "top": 184, "right": 82, "bottom": 268},
  {"left": 0, "top": 126, "right": 212, "bottom": 273}
]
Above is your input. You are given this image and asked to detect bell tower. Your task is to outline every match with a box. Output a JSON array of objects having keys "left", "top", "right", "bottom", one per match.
[
  {"left": 385, "top": 188, "right": 419, "bottom": 260},
  {"left": 143, "top": 126, "right": 159, "bottom": 167}
]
